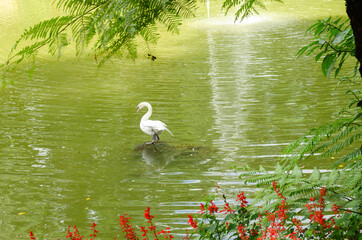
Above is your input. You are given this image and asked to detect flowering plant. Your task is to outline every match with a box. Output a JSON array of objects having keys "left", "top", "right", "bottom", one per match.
[
  {"left": 186, "top": 181, "right": 361, "bottom": 240},
  {"left": 29, "top": 182, "right": 361, "bottom": 240}
]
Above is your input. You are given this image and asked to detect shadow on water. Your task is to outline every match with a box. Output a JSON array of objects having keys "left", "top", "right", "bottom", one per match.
[{"left": 134, "top": 142, "right": 214, "bottom": 171}]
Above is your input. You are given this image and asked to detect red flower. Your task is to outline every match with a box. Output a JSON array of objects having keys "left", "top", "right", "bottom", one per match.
[
  {"left": 140, "top": 226, "right": 148, "bottom": 237},
  {"left": 236, "top": 192, "right": 248, "bottom": 208},
  {"left": 319, "top": 187, "right": 326, "bottom": 197},
  {"left": 120, "top": 214, "right": 139, "bottom": 240},
  {"left": 305, "top": 190, "right": 329, "bottom": 229},
  {"left": 332, "top": 204, "right": 341, "bottom": 214},
  {"left": 220, "top": 202, "right": 235, "bottom": 214},
  {"left": 197, "top": 203, "right": 206, "bottom": 214},
  {"left": 277, "top": 199, "right": 288, "bottom": 221},
  {"left": 187, "top": 215, "right": 197, "bottom": 229},
  {"left": 292, "top": 218, "right": 303, "bottom": 233},
  {"left": 318, "top": 187, "right": 326, "bottom": 210},
  {"left": 272, "top": 181, "right": 286, "bottom": 200},
  {"left": 120, "top": 215, "right": 131, "bottom": 227},
  {"left": 251, "top": 229, "right": 258, "bottom": 236},
  {"left": 66, "top": 225, "right": 84, "bottom": 240},
  {"left": 148, "top": 225, "right": 156, "bottom": 231},
  {"left": 90, "top": 222, "right": 99, "bottom": 239},
  {"left": 259, "top": 184, "right": 289, "bottom": 240},
  {"left": 29, "top": 231, "right": 36, "bottom": 240},
  {"left": 183, "top": 229, "right": 190, "bottom": 240},
  {"left": 157, "top": 227, "right": 174, "bottom": 238},
  {"left": 144, "top": 207, "right": 154, "bottom": 221},
  {"left": 237, "top": 224, "right": 249, "bottom": 240},
  {"left": 207, "top": 200, "right": 219, "bottom": 214}
]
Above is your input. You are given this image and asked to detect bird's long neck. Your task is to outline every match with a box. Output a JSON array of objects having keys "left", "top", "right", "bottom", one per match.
[{"left": 141, "top": 103, "right": 152, "bottom": 122}]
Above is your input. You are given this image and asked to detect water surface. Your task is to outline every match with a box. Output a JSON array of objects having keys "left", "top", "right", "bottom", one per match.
[{"left": 0, "top": 0, "right": 348, "bottom": 239}]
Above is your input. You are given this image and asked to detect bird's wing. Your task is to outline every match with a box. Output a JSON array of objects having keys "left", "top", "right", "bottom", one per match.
[
  {"left": 143, "top": 120, "right": 174, "bottom": 136},
  {"left": 152, "top": 120, "right": 174, "bottom": 136},
  {"left": 143, "top": 120, "right": 166, "bottom": 129}
]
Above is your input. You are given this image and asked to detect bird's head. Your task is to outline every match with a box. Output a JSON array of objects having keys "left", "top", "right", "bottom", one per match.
[{"left": 136, "top": 102, "right": 149, "bottom": 112}]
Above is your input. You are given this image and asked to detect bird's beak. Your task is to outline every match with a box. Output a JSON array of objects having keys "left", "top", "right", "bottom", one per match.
[{"left": 136, "top": 106, "right": 139, "bottom": 112}]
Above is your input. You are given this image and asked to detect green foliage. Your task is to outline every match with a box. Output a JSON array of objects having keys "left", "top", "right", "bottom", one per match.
[
  {"left": 238, "top": 108, "right": 361, "bottom": 214},
  {"left": 1, "top": 0, "right": 196, "bottom": 85},
  {"left": 297, "top": 16, "right": 358, "bottom": 79},
  {"left": 192, "top": 183, "right": 361, "bottom": 239},
  {"left": 230, "top": 14, "right": 362, "bottom": 223},
  {"left": 231, "top": 14, "right": 362, "bottom": 220},
  {"left": 222, "top": 0, "right": 283, "bottom": 22},
  {"left": 195, "top": 192, "right": 261, "bottom": 240}
]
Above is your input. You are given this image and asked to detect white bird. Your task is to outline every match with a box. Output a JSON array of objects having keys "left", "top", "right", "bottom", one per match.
[{"left": 136, "top": 102, "right": 173, "bottom": 143}]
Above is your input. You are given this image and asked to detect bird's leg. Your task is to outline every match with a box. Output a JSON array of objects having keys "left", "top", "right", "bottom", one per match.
[
  {"left": 145, "top": 132, "right": 159, "bottom": 145},
  {"left": 152, "top": 133, "right": 160, "bottom": 143},
  {"left": 151, "top": 134, "right": 159, "bottom": 151},
  {"left": 152, "top": 141, "right": 158, "bottom": 151}
]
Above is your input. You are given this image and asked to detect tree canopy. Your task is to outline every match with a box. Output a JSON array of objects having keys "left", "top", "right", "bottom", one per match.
[{"left": 1, "top": 0, "right": 196, "bottom": 85}]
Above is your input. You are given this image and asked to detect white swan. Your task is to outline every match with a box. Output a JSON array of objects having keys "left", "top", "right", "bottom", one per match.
[{"left": 137, "top": 102, "right": 173, "bottom": 143}]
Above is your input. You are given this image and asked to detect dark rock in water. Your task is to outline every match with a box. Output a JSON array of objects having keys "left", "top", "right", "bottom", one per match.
[
  {"left": 134, "top": 141, "right": 173, "bottom": 151},
  {"left": 134, "top": 142, "right": 212, "bottom": 157},
  {"left": 132, "top": 142, "right": 215, "bottom": 171}
]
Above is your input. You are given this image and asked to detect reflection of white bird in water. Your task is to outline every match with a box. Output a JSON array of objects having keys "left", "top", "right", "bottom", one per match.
[{"left": 137, "top": 102, "right": 173, "bottom": 144}]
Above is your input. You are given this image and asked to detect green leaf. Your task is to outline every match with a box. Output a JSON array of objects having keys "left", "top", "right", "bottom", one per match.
[
  {"left": 315, "top": 51, "right": 324, "bottom": 62},
  {"left": 326, "top": 169, "right": 340, "bottom": 185},
  {"left": 332, "top": 28, "right": 350, "bottom": 44},
  {"left": 3, "top": 0, "right": 197, "bottom": 76},
  {"left": 208, "top": 222, "right": 218, "bottom": 233},
  {"left": 308, "top": 167, "right": 321, "bottom": 181},
  {"left": 27, "top": 64, "right": 36, "bottom": 79},
  {"left": 259, "top": 165, "right": 266, "bottom": 173},
  {"left": 291, "top": 165, "right": 303, "bottom": 179},
  {"left": 321, "top": 53, "right": 336, "bottom": 77},
  {"left": 275, "top": 163, "right": 283, "bottom": 175}
]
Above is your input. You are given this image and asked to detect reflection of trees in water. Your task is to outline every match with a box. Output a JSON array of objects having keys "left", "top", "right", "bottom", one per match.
[
  {"left": 207, "top": 29, "right": 250, "bottom": 156},
  {"left": 206, "top": 23, "right": 344, "bottom": 165}
]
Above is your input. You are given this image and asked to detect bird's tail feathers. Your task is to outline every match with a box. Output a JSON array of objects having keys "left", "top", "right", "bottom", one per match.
[{"left": 165, "top": 128, "right": 174, "bottom": 136}]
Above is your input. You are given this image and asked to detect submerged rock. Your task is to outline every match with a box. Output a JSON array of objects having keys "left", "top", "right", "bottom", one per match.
[
  {"left": 134, "top": 141, "right": 212, "bottom": 156},
  {"left": 134, "top": 141, "right": 174, "bottom": 151},
  {"left": 132, "top": 142, "right": 215, "bottom": 172}
]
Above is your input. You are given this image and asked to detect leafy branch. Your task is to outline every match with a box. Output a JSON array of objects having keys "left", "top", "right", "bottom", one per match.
[
  {"left": 297, "top": 16, "right": 358, "bottom": 78},
  {"left": 221, "top": 0, "right": 283, "bottom": 22},
  {"left": 1, "top": 0, "right": 196, "bottom": 86},
  {"left": 235, "top": 16, "right": 361, "bottom": 217}
]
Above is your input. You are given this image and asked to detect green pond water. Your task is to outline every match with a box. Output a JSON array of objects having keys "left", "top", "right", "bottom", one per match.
[{"left": 0, "top": 0, "right": 348, "bottom": 239}]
